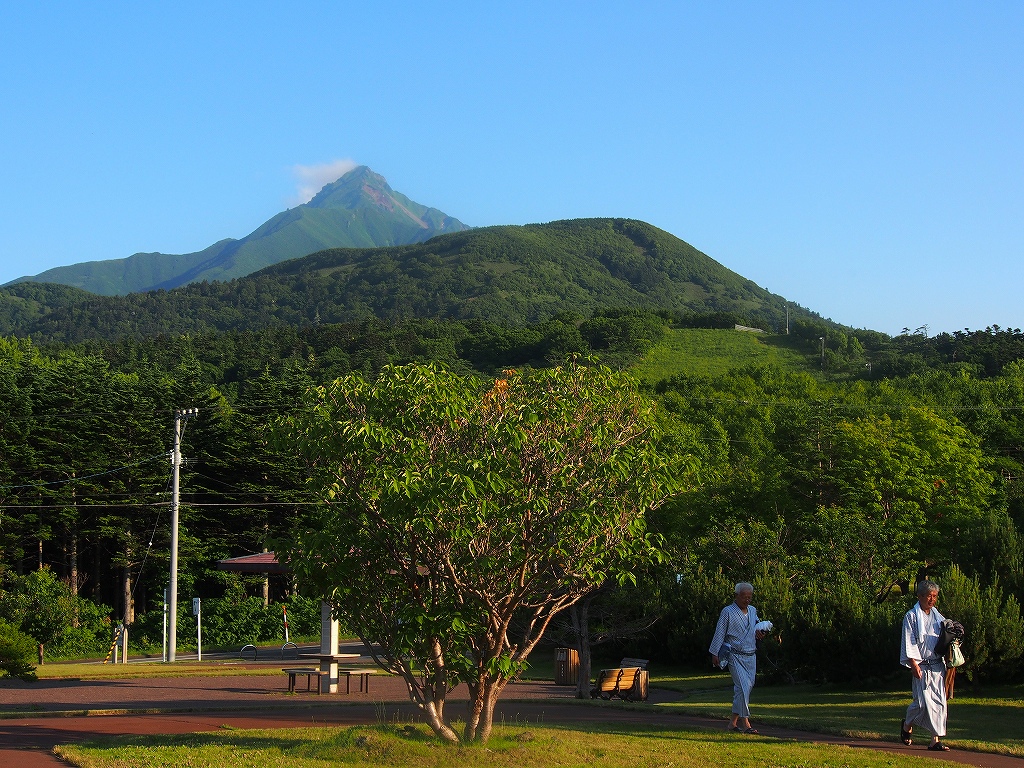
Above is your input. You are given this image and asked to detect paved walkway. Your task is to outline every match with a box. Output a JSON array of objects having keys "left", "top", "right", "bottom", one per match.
[{"left": 1, "top": 671, "right": 1021, "bottom": 768}]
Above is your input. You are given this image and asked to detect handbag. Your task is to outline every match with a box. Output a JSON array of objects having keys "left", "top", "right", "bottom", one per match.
[
  {"left": 934, "top": 619, "right": 965, "bottom": 658},
  {"left": 947, "top": 639, "right": 965, "bottom": 668}
]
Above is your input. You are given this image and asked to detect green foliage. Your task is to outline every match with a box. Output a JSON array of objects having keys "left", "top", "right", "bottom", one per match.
[
  {"left": 647, "top": 360, "right": 1024, "bottom": 681},
  {"left": 0, "top": 616, "right": 37, "bottom": 680},
  {"left": 130, "top": 595, "right": 322, "bottom": 650},
  {"left": 939, "top": 565, "right": 1024, "bottom": 681},
  {"left": 0, "top": 568, "right": 111, "bottom": 660},
  {"left": 275, "top": 361, "right": 684, "bottom": 742}
]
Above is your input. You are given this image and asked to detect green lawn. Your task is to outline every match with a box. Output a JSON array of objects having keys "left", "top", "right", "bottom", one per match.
[
  {"left": 631, "top": 328, "right": 812, "bottom": 383},
  {"left": 652, "top": 669, "right": 1024, "bottom": 757},
  {"left": 55, "top": 722, "right": 963, "bottom": 768},
  {"left": 34, "top": 661, "right": 286, "bottom": 680}
]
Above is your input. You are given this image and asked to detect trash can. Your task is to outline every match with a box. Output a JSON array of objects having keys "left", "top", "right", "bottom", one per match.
[{"left": 554, "top": 647, "right": 580, "bottom": 685}]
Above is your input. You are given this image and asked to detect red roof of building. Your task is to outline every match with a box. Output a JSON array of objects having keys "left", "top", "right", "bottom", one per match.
[{"left": 217, "top": 552, "right": 290, "bottom": 574}]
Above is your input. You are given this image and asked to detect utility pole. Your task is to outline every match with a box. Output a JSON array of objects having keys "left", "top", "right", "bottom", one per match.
[
  {"left": 819, "top": 337, "right": 825, "bottom": 369},
  {"left": 168, "top": 407, "right": 198, "bottom": 662}
]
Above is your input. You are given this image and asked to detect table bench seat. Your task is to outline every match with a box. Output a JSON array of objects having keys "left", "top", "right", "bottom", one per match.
[
  {"left": 337, "top": 668, "right": 376, "bottom": 694},
  {"left": 282, "top": 667, "right": 327, "bottom": 693}
]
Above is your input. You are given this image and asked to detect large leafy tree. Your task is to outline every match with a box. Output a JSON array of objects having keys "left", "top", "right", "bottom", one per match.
[{"left": 276, "top": 361, "right": 682, "bottom": 743}]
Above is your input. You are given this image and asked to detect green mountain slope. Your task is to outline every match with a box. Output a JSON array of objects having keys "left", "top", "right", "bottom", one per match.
[
  {"left": 0, "top": 218, "right": 804, "bottom": 343},
  {"left": 6, "top": 166, "right": 468, "bottom": 296}
]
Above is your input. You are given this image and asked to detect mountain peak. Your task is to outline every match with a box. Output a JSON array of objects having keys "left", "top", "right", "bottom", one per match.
[
  {"left": 306, "top": 166, "right": 406, "bottom": 215},
  {"left": 305, "top": 165, "right": 382, "bottom": 207},
  {"left": 7, "top": 166, "right": 470, "bottom": 295},
  {"left": 305, "top": 166, "right": 464, "bottom": 232}
]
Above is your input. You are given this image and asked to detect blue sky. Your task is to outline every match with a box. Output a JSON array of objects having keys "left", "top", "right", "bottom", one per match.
[{"left": 1, "top": 2, "right": 1021, "bottom": 335}]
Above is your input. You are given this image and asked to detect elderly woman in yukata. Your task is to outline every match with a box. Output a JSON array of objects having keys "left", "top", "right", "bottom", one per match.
[
  {"left": 900, "top": 579, "right": 951, "bottom": 752},
  {"left": 710, "top": 582, "right": 768, "bottom": 734}
]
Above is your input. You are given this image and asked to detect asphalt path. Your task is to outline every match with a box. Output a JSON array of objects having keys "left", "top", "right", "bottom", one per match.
[{"left": 1, "top": 672, "right": 1022, "bottom": 768}]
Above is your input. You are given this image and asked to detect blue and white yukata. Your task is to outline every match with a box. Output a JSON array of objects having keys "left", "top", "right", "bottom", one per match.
[
  {"left": 901, "top": 602, "right": 947, "bottom": 738},
  {"left": 709, "top": 602, "right": 760, "bottom": 718}
]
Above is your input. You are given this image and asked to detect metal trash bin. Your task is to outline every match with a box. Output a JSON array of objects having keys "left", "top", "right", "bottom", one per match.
[{"left": 554, "top": 647, "right": 580, "bottom": 685}]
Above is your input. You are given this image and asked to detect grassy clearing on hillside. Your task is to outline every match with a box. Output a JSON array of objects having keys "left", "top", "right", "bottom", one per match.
[
  {"left": 55, "top": 722, "right": 960, "bottom": 768},
  {"left": 654, "top": 670, "right": 1024, "bottom": 757},
  {"left": 631, "top": 329, "right": 812, "bottom": 383}
]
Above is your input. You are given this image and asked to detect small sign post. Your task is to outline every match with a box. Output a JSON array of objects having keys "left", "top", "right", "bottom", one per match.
[
  {"left": 162, "top": 588, "right": 168, "bottom": 663},
  {"left": 192, "top": 598, "right": 202, "bottom": 661}
]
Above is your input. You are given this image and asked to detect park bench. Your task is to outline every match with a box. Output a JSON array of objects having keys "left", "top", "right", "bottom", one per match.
[
  {"left": 283, "top": 667, "right": 327, "bottom": 693},
  {"left": 590, "top": 657, "right": 649, "bottom": 701}
]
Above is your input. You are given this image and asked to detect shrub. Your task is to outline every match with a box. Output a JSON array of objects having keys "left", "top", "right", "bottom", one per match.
[
  {"left": 0, "top": 568, "right": 111, "bottom": 660},
  {"left": 0, "top": 617, "right": 37, "bottom": 680},
  {"left": 938, "top": 565, "right": 1024, "bottom": 681}
]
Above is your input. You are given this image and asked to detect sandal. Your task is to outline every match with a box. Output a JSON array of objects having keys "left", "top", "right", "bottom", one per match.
[
  {"left": 742, "top": 727, "right": 759, "bottom": 734},
  {"left": 900, "top": 721, "right": 913, "bottom": 746},
  {"left": 729, "top": 726, "right": 741, "bottom": 732},
  {"left": 928, "top": 742, "right": 950, "bottom": 751}
]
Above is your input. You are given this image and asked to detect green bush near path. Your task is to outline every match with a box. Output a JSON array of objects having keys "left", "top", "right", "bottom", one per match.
[{"left": 55, "top": 722, "right": 961, "bottom": 768}]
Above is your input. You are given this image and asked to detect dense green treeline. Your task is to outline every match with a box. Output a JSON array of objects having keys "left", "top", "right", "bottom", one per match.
[
  {"left": 640, "top": 362, "right": 1024, "bottom": 682},
  {"left": 2, "top": 311, "right": 1024, "bottom": 683},
  {"left": 0, "top": 311, "right": 667, "bottom": 659},
  {"left": 784, "top": 318, "right": 1024, "bottom": 380}
]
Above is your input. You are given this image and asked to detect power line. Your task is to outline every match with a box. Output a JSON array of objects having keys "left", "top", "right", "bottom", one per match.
[{"left": 0, "top": 453, "right": 171, "bottom": 491}]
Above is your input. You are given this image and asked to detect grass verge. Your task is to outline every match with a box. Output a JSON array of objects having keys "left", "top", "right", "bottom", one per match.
[
  {"left": 653, "top": 669, "right": 1024, "bottom": 757},
  {"left": 55, "top": 722, "right": 963, "bottom": 768},
  {"left": 34, "top": 662, "right": 289, "bottom": 680}
]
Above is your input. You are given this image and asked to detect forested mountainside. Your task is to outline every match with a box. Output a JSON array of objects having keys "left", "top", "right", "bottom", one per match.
[
  {"left": 5, "top": 166, "right": 468, "bottom": 296},
  {"left": 0, "top": 218, "right": 806, "bottom": 343}
]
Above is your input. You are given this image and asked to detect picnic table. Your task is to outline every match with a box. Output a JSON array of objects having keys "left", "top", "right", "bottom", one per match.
[{"left": 294, "top": 652, "right": 362, "bottom": 694}]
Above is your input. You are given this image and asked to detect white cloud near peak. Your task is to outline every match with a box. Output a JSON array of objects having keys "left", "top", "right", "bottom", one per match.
[{"left": 291, "top": 159, "right": 358, "bottom": 205}]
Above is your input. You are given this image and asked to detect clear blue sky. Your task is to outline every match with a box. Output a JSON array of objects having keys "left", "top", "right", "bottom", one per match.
[{"left": 1, "top": 2, "right": 1021, "bottom": 335}]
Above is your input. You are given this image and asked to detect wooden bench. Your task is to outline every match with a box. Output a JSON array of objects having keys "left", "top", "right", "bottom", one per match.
[
  {"left": 283, "top": 667, "right": 327, "bottom": 693},
  {"left": 590, "top": 657, "right": 649, "bottom": 701},
  {"left": 337, "top": 668, "right": 376, "bottom": 694}
]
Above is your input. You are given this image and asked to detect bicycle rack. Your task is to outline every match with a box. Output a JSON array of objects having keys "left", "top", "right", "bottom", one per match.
[
  {"left": 281, "top": 641, "right": 298, "bottom": 660},
  {"left": 240, "top": 644, "right": 258, "bottom": 662}
]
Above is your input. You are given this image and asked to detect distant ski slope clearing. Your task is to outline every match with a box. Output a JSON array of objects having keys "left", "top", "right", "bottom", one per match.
[{"left": 631, "top": 328, "right": 812, "bottom": 382}]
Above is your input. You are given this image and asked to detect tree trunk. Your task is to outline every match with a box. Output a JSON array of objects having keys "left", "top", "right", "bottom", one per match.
[
  {"left": 69, "top": 533, "right": 79, "bottom": 596},
  {"left": 122, "top": 565, "right": 134, "bottom": 625},
  {"left": 571, "top": 596, "right": 593, "bottom": 699},
  {"left": 70, "top": 533, "right": 80, "bottom": 627},
  {"left": 420, "top": 698, "right": 459, "bottom": 744},
  {"left": 92, "top": 538, "right": 102, "bottom": 604},
  {"left": 402, "top": 666, "right": 459, "bottom": 743},
  {"left": 38, "top": 538, "right": 43, "bottom": 570},
  {"left": 465, "top": 676, "right": 506, "bottom": 743}
]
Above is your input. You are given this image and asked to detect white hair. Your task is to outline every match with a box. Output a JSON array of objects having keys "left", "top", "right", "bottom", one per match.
[
  {"left": 735, "top": 582, "right": 754, "bottom": 595},
  {"left": 916, "top": 579, "right": 939, "bottom": 597}
]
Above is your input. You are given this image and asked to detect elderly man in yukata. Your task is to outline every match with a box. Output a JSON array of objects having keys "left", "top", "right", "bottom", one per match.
[
  {"left": 710, "top": 582, "right": 767, "bottom": 734},
  {"left": 900, "top": 579, "right": 951, "bottom": 752}
]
